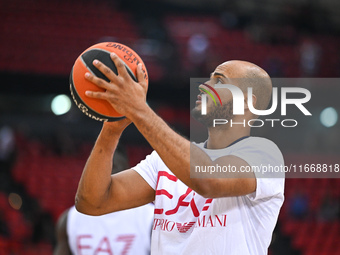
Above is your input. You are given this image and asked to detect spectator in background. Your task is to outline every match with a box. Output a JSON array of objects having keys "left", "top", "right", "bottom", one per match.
[
  {"left": 54, "top": 147, "right": 154, "bottom": 255},
  {"left": 0, "top": 125, "right": 16, "bottom": 174},
  {"left": 187, "top": 33, "right": 210, "bottom": 75},
  {"left": 288, "top": 189, "right": 309, "bottom": 220},
  {"left": 299, "top": 37, "right": 322, "bottom": 77},
  {"left": 317, "top": 191, "right": 339, "bottom": 222},
  {"left": 0, "top": 125, "right": 17, "bottom": 194}
]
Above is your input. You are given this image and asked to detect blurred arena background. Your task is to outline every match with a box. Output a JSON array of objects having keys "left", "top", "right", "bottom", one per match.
[{"left": 0, "top": 0, "right": 339, "bottom": 254}]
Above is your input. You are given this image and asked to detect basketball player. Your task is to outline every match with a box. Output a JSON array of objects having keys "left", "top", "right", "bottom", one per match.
[
  {"left": 75, "top": 54, "right": 285, "bottom": 254},
  {"left": 54, "top": 148, "right": 154, "bottom": 255}
]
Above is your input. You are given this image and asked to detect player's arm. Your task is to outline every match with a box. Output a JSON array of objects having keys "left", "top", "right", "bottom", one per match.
[
  {"left": 130, "top": 106, "right": 256, "bottom": 198},
  {"left": 54, "top": 209, "right": 71, "bottom": 255},
  {"left": 75, "top": 120, "right": 155, "bottom": 216},
  {"left": 84, "top": 54, "right": 255, "bottom": 199}
]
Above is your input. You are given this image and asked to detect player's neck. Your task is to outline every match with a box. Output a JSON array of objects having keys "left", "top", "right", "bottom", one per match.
[{"left": 206, "top": 124, "right": 250, "bottom": 149}]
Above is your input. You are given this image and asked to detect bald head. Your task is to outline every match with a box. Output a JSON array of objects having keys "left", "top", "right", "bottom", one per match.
[{"left": 214, "top": 60, "right": 272, "bottom": 111}]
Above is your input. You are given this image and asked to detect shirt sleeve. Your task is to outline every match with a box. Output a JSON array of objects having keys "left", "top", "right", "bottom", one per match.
[
  {"left": 131, "top": 150, "right": 159, "bottom": 190},
  {"left": 231, "top": 138, "right": 285, "bottom": 201}
]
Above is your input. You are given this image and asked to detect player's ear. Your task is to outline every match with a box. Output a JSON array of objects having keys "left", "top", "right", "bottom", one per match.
[
  {"left": 244, "top": 94, "right": 256, "bottom": 111},
  {"left": 251, "top": 94, "right": 257, "bottom": 109},
  {"left": 242, "top": 91, "right": 247, "bottom": 111}
]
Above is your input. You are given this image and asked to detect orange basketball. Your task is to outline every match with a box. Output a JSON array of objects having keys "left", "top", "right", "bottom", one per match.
[{"left": 70, "top": 42, "right": 148, "bottom": 121}]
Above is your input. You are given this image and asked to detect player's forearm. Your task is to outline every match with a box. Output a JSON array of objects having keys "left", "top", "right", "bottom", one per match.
[
  {"left": 130, "top": 105, "right": 213, "bottom": 195},
  {"left": 75, "top": 124, "right": 121, "bottom": 214}
]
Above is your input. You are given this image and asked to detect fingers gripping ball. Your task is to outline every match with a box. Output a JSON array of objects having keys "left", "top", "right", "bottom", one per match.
[{"left": 70, "top": 42, "right": 148, "bottom": 121}]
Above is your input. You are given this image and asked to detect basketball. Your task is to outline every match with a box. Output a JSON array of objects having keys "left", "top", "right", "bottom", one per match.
[{"left": 70, "top": 42, "right": 148, "bottom": 122}]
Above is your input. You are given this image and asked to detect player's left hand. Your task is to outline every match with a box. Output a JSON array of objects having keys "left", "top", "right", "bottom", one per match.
[
  {"left": 84, "top": 53, "right": 148, "bottom": 120},
  {"left": 103, "top": 117, "right": 132, "bottom": 133}
]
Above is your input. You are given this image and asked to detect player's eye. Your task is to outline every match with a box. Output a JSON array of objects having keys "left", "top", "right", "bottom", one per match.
[{"left": 216, "top": 78, "right": 223, "bottom": 84}]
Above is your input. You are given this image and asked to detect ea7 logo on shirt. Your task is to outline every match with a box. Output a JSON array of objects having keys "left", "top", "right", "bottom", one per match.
[
  {"left": 76, "top": 234, "right": 135, "bottom": 255},
  {"left": 201, "top": 84, "right": 312, "bottom": 128},
  {"left": 152, "top": 171, "right": 228, "bottom": 234}
]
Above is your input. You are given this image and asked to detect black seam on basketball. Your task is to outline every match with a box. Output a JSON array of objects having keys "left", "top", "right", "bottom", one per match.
[
  {"left": 80, "top": 57, "right": 96, "bottom": 77},
  {"left": 69, "top": 67, "right": 126, "bottom": 122},
  {"left": 80, "top": 48, "right": 137, "bottom": 82},
  {"left": 124, "top": 63, "right": 137, "bottom": 82},
  {"left": 81, "top": 49, "right": 116, "bottom": 82}
]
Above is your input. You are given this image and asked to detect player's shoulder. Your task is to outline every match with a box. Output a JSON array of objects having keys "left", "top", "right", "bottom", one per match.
[
  {"left": 67, "top": 205, "right": 77, "bottom": 217},
  {"left": 56, "top": 207, "right": 71, "bottom": 231},
  {"left": 133, "top": 150, "right": 164, "bottom": 170},
  {"left": 247, "top": 136, "right": 281, "bottom": 152},
  {"left": 240, "top": 136, "right": 283, "bottom": 156},
  {"left": 193, "top": 136, "right": 280, "bottom": 151},
  {"left": 66, "top": 205, "right": 85, "bottom": 225},
  {"left": 246, "top": 136, "right": 279, "bottom": 148}
]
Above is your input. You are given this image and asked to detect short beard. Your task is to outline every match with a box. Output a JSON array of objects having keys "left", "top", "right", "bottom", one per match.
[{"left": 191, "top": 101, "right": 233, "bottom": 127}]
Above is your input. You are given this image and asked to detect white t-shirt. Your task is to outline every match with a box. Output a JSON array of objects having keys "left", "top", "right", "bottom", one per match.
[
  {"left": 67, "top": 204, "right": 154, "bottom": 255},
  {"left": 132, "top": 137, "right": 285, "bottom": 255}
]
